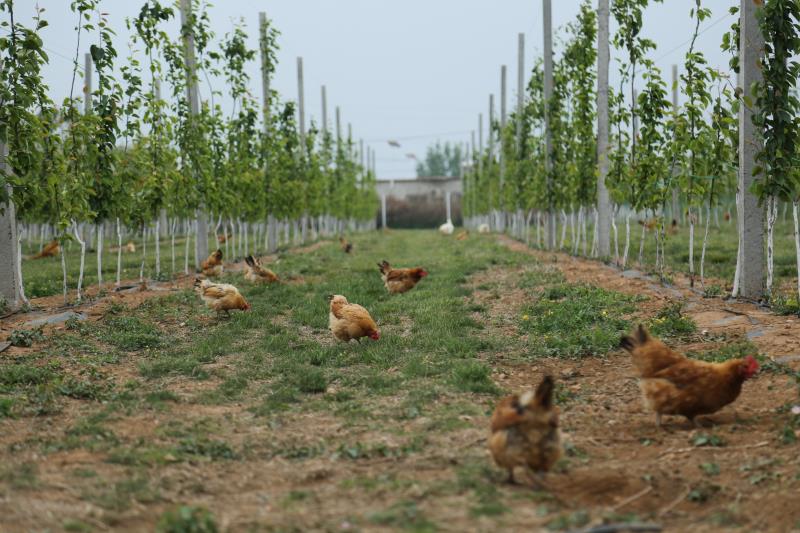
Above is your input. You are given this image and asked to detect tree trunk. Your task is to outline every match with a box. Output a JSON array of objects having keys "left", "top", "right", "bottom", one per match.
[
  {"left": 622, "top": 212, "right": 631, "bottom": 269},
  {"left": 732, "top": 191, "right": 743, "bottom": 297},
  {"left": 97, "top": 221, "right": 103, "bottom": 289},
  {"left": 793, "top": 201, "right": 800, "bottom": 303},
  {"left": 766, "top": 195, "right": 777, "bottom": 296},
  {"left": 61, "top": 237, "right": 68, "bottom": 304},
  {"left": 155, "top": 218, "right": 161, "bottom": 279},
  {"left": 638, "top": 219, "right": 646, "bottom": 266},
  {"left": 171, "top": 218, "right": 176, "bottom": 275},
  {"left": 116, "top": 218, "right": 123, "bottom": 286},
  {"left": 72, "top": 221, "right": 86, "bottom": 302},
  {"left": 140, "top": 226, "right": 148, "bottom": 282},
  {"left": 688, "top": 206, "right": 696, "bottom": 287},
  {"left": 0, "top": 177, "right": 26, "bottom": 308},
  {"left": 700, "top": 205, "right": 711, "bottom": 289},
  {"left": 184, "top": 221, "right": 192, "bottom": 275},
  {"left": 612, "top": 205, "right": 619, "bottom": 264},
  {"left": 596, "top": 0, "right": 612, "bottom": 257}
]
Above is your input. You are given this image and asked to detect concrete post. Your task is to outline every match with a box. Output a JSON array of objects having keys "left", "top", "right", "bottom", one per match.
[
  {"left": 543, "top": 0, "right": 556, "bottom": 249},
  {"left": 0, "top": 143, "right": 23, "bottom": 309},
  {"left": 180, "top": 0, "right": 208, "bottom": 267},
  {"left": 596, "top": 0, "right": 611, "bottom": 257},
  {"left": 737, "top": 0, "right": 765, "bottom": 299}
]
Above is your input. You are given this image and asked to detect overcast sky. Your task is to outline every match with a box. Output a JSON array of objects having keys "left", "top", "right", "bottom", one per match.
[{"left": 28, "top": 0, "right": 737, "bottom": 179}]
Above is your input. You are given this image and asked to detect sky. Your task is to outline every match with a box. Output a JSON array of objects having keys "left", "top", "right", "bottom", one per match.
[{"left": 27, "top": 0, "right": 737, "bottom": 179}]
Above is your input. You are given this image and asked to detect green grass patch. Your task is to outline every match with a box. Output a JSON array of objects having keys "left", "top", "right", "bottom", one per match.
[
  {"left": 521, "top": 283, "right": 640, "bottom": 358},
  {"left": 648, "top": 302, "right": 697, "bottom": 339}
]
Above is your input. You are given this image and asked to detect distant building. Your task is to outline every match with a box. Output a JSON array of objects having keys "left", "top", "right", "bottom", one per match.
[{"left": 375, "top": 176, "right": 462, "bottom": 228}]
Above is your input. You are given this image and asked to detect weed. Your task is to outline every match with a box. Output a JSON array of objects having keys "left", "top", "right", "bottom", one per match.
[
  {"left": 771, "top": 294, "right": 800, "bottom": 316},
  {"left": 546, "top": 511, "right": 590, "bottom": 531},
  {"left": 0, "top": 363, "right": 52, "bottom": 386},
  {"left": 455, "top": 461, "right": 508, "bottom": 517},
  {"left": 63, "top": 519, "right": 93, "bottom": 532},
  {"left": 690, "top": 341, "right": 758, "bottom": 363},
  {"left": 703, "top": 284, "right": 723, "bottom": 298},
  {"left": 0, "top": 397, "right": 14, "bottom": 418},
  {"left": 700, "top": 462, "right": 720, "bottom": 476},
  {"left": 85, "top": 476, "right": 160, "bottom": 512},
  {"left": 648, "top": 302, "right": 697, "bottom": 339},
  {"left": 102, "top": 316, "right": 163, "bottom": 351},
  {"left": 9, "top": 327, "right": 45, "bottom": 347},
  {"left": 449, "top": 361, "right": 499, "bottom": 394},
  {"left": 688, "top": 482, "right": 720, "bottom": 503},
  {"left": 692, "top": 433, "right": 726, "bottom": 447},
  {"left": 295, "top": 366, "right": 328, "bottom": 393},
  {"left": 156, "top": 505, "right": 218, "bottom": 533},
  {"left": 0, "top": 462, "right": 38, "bottom": 489},
  {"left": 369, "top": 500, "right": 437, "bottom": 532},
  {"left": 176, "top": 437, "right": 236, "bottom": 460}
]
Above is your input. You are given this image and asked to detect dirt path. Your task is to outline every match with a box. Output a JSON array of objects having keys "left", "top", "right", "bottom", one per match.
[{"left": 472, "top": 236, "right": 800, "bottom": 532}]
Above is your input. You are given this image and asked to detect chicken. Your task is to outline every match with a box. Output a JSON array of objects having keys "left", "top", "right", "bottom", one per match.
[
  {"left": 194, "top": 278, "right": 250, "bottom": 316},
  {"left": 724, "top": 211, "right": 732, "bottom": 222},
  {"left": 478, "top": 223, "right": 490, "bottom": 234},
  {"left": 456, "top": 230, "right": 469, "bottom": 241},
  {"left": 620, "top": 324, "right": 759, "bottom": 428},
  {"left": 377, "top": 260, "right": 428, "bottom": 294},
  {"left": 244, "top": 255, "right": 279, "bottom": 283},
  {"left": 638, "top": 218, "right": 659, "bottom": 231},
  {"left": 489, "top": 375, "right": 561, "bottom": 485},
  {"left": 667, "top": 218, "right": 679, "bottom": 235},
  {"left": 339, "top": 236, "right": 353, "bottom": 254},
  {"left": 328, "top": 294, "right": 380, "bottom": 343},
  {"left": 30, "top": 240, "right": 60, "bottom": 259},
  {"left": 201, "top": 249, "right": 224, "bottom": 277},
  {"left": 439, "top": 220, "right": 454, "bottom": 235},
  {"left": 217, "top": 234, "right": 227, "bottom": 244}
]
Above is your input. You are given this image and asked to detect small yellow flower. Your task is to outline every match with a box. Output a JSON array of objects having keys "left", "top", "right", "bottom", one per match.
[{"left": 522, "top": 315, "right": 530, "bottom": 321}]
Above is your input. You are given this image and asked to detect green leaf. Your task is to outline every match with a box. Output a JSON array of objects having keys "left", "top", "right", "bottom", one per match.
[{"left": 89, "top": 44, "right": 104, "bottom": 62}]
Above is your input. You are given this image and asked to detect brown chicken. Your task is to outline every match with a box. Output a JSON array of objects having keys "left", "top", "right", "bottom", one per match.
[
  {"left": 378, "top": 260, "right": 429, "bottom": 294},
  {"left": 194, "top": 278, "right": 250, "bottom": 316},
  {"left": 638, "top": 218, "right": 659, "bottom": 231},
  {"left": 621, "top": 324, "right": 759, "bottom": 428},
  {"left": 110, "top": 241, "right": 137, "bottom": 254},
  {"left": 339, "top": 237, "right": 353, "bottom": 254},
  {"left": 328, "top": 294, "right": 380, "bottom": 342},
  {"left": 31, "top": 240, "right": 60, "bottom": 259},
  {"left": 201, "top": 249, "right": 224, "bottom": 277},
  {"left": 217, "top": 234, "right": 227, "bottom": 244},
  {"left": 667, "top": 218, "right": 679, "bottom": 235},
  {"left": 244, "top": 255, "right": 279, "bottom": 283},
  {"left": 489, "top": 375, "right": 562, "bottom": 485}
]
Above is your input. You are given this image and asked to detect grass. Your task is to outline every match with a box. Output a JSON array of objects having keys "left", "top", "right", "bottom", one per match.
[{"left": 520, "top": 283, "right": 642, "bottom": 358}]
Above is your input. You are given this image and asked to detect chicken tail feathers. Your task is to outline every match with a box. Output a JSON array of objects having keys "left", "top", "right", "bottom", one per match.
[
  {"left": 245, "top": 255, "right": 256, "bottom": 268},
  {"left": 535, "top": 375, "right": 555, "bottom": 409},
  {"left": 620, "top": 324, "right": 651, "bottom": 352}
]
